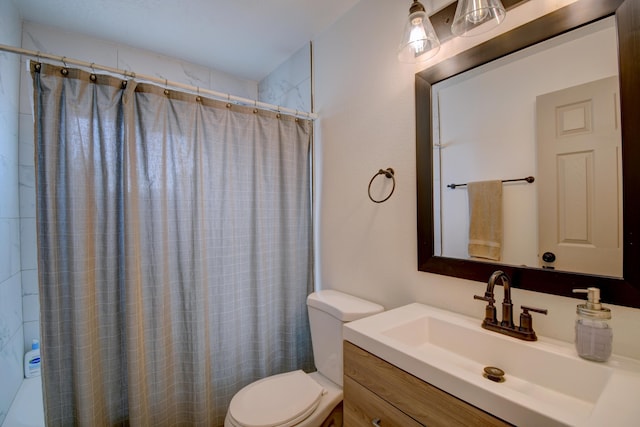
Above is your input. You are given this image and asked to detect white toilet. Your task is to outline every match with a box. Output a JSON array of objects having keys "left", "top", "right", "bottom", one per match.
[{"left": 224, "top": 290, "right": 384, "bottom": 427}]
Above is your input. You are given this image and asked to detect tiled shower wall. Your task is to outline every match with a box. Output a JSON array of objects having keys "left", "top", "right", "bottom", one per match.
[
  {"left": 258, "top": 43, "right": 312, "bottom": 114},
  {"left": 0, "top": 0, "right": 23, "bottom": 423}
]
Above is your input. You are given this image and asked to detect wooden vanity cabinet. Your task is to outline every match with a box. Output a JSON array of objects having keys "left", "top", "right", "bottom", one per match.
[{"left": 343, "top": 341, "right": 512, "bottom": 427}]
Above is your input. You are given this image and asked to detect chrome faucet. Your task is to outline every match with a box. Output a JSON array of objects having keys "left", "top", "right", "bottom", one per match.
[{"left": 474, "top": 270, "right": 547, "bottom": 341}]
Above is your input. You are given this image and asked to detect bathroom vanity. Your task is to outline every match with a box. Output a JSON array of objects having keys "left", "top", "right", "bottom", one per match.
[
  {"left": 343, "top": 341, "right": 509, "bottom": 426},
  {"left": 343, "top": 303, "right": 640, "bottom": 426}
]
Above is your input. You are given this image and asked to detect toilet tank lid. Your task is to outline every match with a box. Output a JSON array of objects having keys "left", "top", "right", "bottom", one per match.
[{"left": 307, "top": 290, "right": 384, "bottom": 321}]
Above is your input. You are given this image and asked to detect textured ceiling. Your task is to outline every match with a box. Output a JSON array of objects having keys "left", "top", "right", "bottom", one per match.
[{"left": 14, "top": 0, "right": 362, "bottom": 81}]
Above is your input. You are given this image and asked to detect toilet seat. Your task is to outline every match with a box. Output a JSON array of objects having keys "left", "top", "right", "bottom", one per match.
[{"left": 227, "top": 370, "right": 326, "bottom": 427}]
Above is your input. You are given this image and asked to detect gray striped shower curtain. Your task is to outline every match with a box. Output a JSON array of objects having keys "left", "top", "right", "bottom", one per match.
[{"left": 32, "top": 62, "right": 314, "bottom": 426}]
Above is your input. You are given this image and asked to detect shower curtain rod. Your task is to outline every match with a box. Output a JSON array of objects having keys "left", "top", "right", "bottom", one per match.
[{"left": 0, "top": 43, "right": 318, "bottom": 120}]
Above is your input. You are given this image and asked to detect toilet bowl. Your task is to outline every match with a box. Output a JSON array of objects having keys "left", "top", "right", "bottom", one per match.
[
  {"left": 224, "top": 371, "right": 342, "bottom": 427},
  {"left": 224, "top": 290, "right": 383, "bottom": 427}
]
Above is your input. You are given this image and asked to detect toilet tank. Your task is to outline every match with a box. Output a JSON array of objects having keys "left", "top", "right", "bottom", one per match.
[{"left": 306, "top": 290, "right": 384, "bottom": 386}]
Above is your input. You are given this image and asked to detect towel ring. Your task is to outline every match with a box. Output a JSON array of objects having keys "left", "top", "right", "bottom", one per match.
[{"left": 368, "top": 168, "right": 396, "bottom": 203}]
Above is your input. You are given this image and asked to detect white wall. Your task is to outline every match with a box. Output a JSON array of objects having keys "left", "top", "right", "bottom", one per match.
[
  {"left": 313, "top": 0, "right": 640, "bottom": 360},
  {"left": 0, "top": 0, "right": 24, "bottom": 422}
]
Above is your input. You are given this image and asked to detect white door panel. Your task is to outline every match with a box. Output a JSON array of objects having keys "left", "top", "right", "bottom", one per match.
[{"left": 536, "top": 76, "right": 622, "bottom": 277}]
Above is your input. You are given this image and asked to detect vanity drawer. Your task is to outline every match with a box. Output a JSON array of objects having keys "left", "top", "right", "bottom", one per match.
[
  {"left": 343, "top": 341, "right": 511, "bottom": 427},
  {"left": 344, "top": 376, "right": 423, "bottom": 427}
]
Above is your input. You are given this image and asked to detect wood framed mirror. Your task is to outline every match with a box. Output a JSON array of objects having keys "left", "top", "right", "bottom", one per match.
[{"left": 416, "top": 0, "right": 640, "bottom": 308}]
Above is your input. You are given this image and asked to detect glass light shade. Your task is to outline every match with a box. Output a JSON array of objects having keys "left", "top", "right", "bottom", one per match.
[
  {"left": 398, "top": 3, "right": 440, "bottom": 63},
  {"left": 451, "top": 0, "right": 506, "bottom": 37}
]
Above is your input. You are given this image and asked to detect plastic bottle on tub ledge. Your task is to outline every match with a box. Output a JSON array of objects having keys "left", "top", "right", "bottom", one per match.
[{"left": 24, "top": 339, "right": 41, "bottom": 378}]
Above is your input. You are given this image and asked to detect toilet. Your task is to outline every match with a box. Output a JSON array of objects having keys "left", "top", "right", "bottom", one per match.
[{"left": 224, "top": 290, "right": 384, "bottom": 427}]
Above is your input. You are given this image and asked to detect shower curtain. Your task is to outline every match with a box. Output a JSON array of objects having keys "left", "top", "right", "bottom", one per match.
[{"left": 32, "top": 63, "right": 314, "bottom": 426}]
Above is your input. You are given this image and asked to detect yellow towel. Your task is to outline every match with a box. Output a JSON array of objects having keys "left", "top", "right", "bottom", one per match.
[{"left": 467, "top": 180, "right": 503, "bottom": 261}]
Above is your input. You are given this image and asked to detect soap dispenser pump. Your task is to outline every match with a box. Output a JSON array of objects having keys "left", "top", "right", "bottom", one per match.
[{"left": 572, "top": 287, "right": 612, "bottom": 362}]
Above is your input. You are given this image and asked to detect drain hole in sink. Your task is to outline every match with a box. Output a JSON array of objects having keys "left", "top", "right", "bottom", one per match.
[{"left": 483, "top": 366, "right": 505, "bottom": 383}]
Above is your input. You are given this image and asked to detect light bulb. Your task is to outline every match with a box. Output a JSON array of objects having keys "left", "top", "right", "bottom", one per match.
[
  {"left": 451, "top": 0, "right": 506, "bottom": 37},
  {"left": 467, "top": 0, "right": 489, "bottom": 23},
  {"left": 398, "top": 1, "right": 440, "bottom": 63},
  {"left": 409, "top": 17, "right": 428, "bottom": 54}
]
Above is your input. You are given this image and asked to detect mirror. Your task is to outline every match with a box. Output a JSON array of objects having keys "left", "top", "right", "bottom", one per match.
[
  {"left": 416, "top": 0, "right": 640, "bottom": 308},
  {"left": 433, "top": 17, "right": 621, "bottom": 277}
]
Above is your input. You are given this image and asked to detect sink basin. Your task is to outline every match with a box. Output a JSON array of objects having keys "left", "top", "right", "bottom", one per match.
[
  {"left": 381, "top": 314, "right": 611, "bottom": 407},
  {"left": 343, "top": 303, "right": 640, "bottom": 427}
]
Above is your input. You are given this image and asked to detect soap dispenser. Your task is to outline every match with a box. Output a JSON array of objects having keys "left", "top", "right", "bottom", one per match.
[{"left": 572, "top": 288, "right": 612, "bottom": 362}]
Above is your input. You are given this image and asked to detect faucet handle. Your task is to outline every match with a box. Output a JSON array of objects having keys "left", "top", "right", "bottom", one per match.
[
  {"left": 474, "top": 294, "right": 497, "bottom": 324},
  {"left": 521, "top": 305, "right": 548, "bottom": 315},
  {"left": 519, "top": 305, "right": 548, "bottom": 335},
  {"left": 474, "top": 294, "right": 495, "bottom": 304}
]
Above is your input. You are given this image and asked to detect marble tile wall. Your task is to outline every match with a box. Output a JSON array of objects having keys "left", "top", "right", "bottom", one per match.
[
  {"left": 0, "top": 0, "right": 24, "bottom": 423},
  {"left": 258, "top": 43, "right": 312, "bottom": 113}
]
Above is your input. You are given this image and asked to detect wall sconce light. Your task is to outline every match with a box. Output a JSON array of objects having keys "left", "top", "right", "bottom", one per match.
[
  {"left": 451, "top": 0, "right": 506, "bottom": 37},
  {"left": 397, "top": 0, "right": 441, "bottom": 63},
  {"left": 399, "top": 0, "right": 516, "bottom": 63}
]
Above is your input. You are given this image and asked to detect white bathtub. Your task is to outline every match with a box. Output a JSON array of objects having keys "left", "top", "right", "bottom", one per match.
[{"left": 2, "top": 376, "right": 44, "bottom": 427}]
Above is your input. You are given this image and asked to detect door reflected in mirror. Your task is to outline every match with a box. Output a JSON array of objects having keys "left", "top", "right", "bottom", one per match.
[{"left": 432, "top": 17, "right": 622, "bottom": 278}]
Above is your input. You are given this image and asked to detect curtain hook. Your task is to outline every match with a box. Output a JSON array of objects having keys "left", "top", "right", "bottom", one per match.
[
  {"left": 89, "top": 63, "right": 97, "bottom": 82},
  {"left": 60, "top": 57, "right": 69, "bottom": 76},
  {"left": 34, "top": 52, "right": 42, "bottom": 72},
  {"left": 196, "top": 87, "right": 202, "bottom": 103}
]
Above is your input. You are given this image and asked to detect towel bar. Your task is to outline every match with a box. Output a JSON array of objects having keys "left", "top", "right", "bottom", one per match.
[{"left": 448, "top": 176, "right": 534, "bottom": 189}]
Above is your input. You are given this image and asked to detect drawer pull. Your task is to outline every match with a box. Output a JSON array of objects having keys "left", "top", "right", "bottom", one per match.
[{"left": 372, "top": 419, "right": 381, "bottom": 426}]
